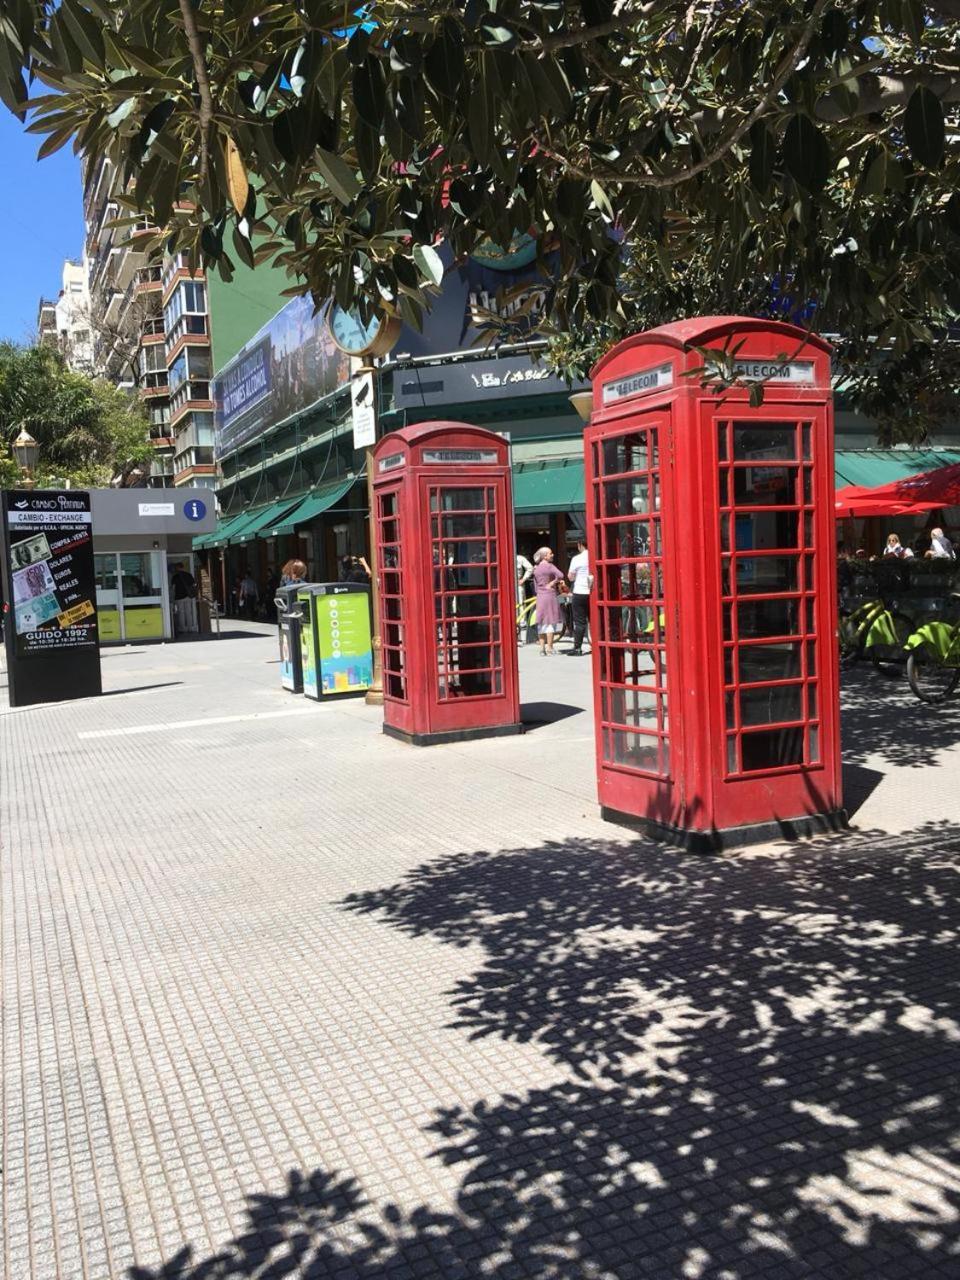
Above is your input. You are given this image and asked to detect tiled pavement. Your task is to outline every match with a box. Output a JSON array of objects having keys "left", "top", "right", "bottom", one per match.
[{"left": 2, "top": 626, "right": 960, "bottom": 1278}]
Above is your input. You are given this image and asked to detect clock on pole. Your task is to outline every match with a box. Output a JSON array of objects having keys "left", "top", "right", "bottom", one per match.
[{"left": 328, "top": 304, "right": 401, "bottom": 358}]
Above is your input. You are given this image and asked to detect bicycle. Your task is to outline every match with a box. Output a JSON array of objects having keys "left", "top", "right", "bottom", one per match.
[
  {"left": 905, "top": 617, "right": 960, "bottom": 704},
  {"left": 516, "top": 594, "right": 567, "bottom": 644},
  {"left": 838, "top": 598, "right": 914, "bottom": 678}
]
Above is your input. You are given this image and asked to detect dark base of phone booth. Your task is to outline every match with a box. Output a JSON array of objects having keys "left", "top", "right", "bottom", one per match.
[
  {"left": 383, "top": 721, "right": 524, "bottom": 748},
  {"left": 601, "top": 805, "right": 849, "bottom": 853}
]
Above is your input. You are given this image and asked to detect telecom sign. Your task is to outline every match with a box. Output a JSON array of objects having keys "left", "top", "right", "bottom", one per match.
[
  {"left": 184, "top": 498, "right": 208, "bottom": 521},
  {"left": 602, "top": 362, "right": 675, "bottom": 404}
]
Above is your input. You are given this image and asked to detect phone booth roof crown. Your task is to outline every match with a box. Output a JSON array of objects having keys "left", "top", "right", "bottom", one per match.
[
  {"left": 373, "top": 420, "right": 505, "bottom": 455},
  {"left": 591, "top": 315, "right": 832, "bottom": 381}
]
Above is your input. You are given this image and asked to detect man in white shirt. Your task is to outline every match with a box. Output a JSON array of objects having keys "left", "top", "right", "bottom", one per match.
[
  {"left": 566, "top": 539, "right": 593, "bottom": 655},
  {"left": 927, "top": 527, "right": 956, "bottom": 560}
]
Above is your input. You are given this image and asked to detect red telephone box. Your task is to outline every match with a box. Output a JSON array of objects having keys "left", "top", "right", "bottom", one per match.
[
  {"left": 372, "top": 421, "right": 522, "bottom": 745},
  {"left": 585, "top": 317, "right": 844, "bottom": 849}
]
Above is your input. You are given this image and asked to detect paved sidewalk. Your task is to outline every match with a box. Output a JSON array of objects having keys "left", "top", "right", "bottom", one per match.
[{"left": 2, "top": 629, "right": 960, "bottom": 1278}]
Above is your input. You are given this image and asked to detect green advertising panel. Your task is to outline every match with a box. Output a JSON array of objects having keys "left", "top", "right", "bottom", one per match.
[{"left": 315, "top": 586, "right": 372, "bottom": 695}]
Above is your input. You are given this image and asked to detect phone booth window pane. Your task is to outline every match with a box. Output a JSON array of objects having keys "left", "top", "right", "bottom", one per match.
[
  {"left": 735, "top": 557, "right": 798, "bottom": 595},
  {"left": 741, "top": 728, "right": 803, "bottom": 771},
  {"left": 733, "top": 424, "right": 798, "bottom": 461},
  {"left": 739, "top": 642, "right": 802, "bottom": 683},
  {"left": 740, "top": 684, "right": 803, "bottom": 726},
  {"left": 733, "top": 511, "right": 799, "bottom": 550},
  {"left": 733, "top": 467, "right": 798, "bottom": 506},
  {"left": 738, "top": 598, "right": 799, "bottom": 639}
]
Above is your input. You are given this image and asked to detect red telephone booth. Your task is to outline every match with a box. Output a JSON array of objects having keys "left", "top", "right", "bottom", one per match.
[
  {"left": 372, "top": 422, "right": 522, "bottom": 745},
  {"left": 585, "top": 317, "right": 844, "bottom": 849}
]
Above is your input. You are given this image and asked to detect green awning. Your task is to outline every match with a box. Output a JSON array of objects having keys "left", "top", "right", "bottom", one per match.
[
  {"left": 833, "top": 449, "right": 960, "bottom": 488},
  {"left": 513, "top": 458, "right": 586, "bottom": 513},
  {"left": 202, "top": 509, "right": 262, "bottom": 549},
  {"left": 230, "top": 497, "right": 305, "bottom": 545},
  {"left": 265, "top": 477, "right": 358, "bottom": 537}
]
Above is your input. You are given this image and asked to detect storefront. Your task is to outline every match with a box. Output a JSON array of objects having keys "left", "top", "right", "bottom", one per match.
[{"left": 89, "top": 488, "right": 216, "bottom": 642}]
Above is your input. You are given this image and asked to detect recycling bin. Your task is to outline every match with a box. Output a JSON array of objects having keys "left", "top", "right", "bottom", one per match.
[
  {"left": 298, "top": 583, "right": 373, "bottom": 701},
  {"left": 275, "top": 584, "right": 305, "bottom": 693}
]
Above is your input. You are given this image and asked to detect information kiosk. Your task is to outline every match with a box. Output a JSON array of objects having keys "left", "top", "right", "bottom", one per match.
[
  {"left": 584, "top": 318, "right": 843, "bottom": 849},
  {"left": 372, "top": 422, "right": 521, "bottom": 745}
]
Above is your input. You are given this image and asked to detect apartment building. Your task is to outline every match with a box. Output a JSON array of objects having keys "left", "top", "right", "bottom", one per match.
[
  {"left": 37, "top": 297, "right": 58, "bottom": 347},
  {"left": 82, "top": 158, "right": 215, "bottom": 489}
]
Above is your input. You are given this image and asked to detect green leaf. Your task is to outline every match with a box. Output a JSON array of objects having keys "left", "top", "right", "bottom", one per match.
[
  {"left": 353, "top": 58, "right": 386, "bottom": 129},
  {"left": 590, "top": 179, "right": 614, "bottom": 221},
  {"left": 478, "top": 20, "right": 518, "bottom": 50},
  {"left": 36, "top": 125, "right": 75, "bottom": 160},
  {"left": 945, "top": 192, "right": 960, "bottom": 237},
  {"left": 315, "top": 147, "right": 362, "bottom": 206},
  {"left": 413, "top": 242, "right": 444, "bottom": 286},
  {"left": 59, "top": 0, "right": 105, "bottom": 70},
  {"left": 232, "top": 224, "right": 256, "bottom": 269},
  {"left": 820, "top": 7, "right": 848, "bottom": 56},
  {"left": 782, "top": 113, "right": 831, "bottom": 194},
  {"left": 861, "top": 147, "right": 904, "bottom": 197},
  {"left": 423, "top": 18, "right": 464, "bottom": 100},
  {"left": 748, "top": 122, "right": 775, "bottom": 194},
  {"left": 347, "top": 27, "right": 370, "bottom": 66},
  {"left": 468, "top": 58, "right": 494, "bottom": 166},
  {"left": 904, "top": 85, "right": 944, "bottom": 169},
  {"left": 106, "top": 97, "right": 137, "bottom": 129}
]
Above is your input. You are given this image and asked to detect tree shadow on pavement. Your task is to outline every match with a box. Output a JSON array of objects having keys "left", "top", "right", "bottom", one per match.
[
  {"left": 840, "top": 664, "right": 960, "bottom": 768},
  {"left": 132, "top": 822, "right": 960, "bottom": 1279}
]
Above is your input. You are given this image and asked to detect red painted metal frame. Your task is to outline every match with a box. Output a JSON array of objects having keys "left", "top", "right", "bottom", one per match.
[
  {"left": 585, "top": 318, "right": 843, "bottom": 846},
  {"left": 372, "top": 421, "right": 521, "bottom": 744}
]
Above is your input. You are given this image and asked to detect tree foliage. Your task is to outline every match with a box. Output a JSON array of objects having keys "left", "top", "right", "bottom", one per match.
[
  {"left": 0, "top": 342, "right": 153, "bottom": 488},
  {"left": 3, "top": 2, "right": 960, "bottom": 434}
]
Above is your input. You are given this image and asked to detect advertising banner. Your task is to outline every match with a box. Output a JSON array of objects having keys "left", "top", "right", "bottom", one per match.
[
  {"left": 2, "top": 489, "right": 98, "bottom": 659},
  {"left": 214, "top": 297, "right": 349, "bottom": 458},
  {"left": 315, "top": 584, "right": 372, "bottom": 695}
]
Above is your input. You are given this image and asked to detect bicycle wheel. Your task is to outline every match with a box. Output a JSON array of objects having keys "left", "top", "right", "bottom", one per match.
[
  {"left": 870, "top": 610, "right": 913, "bottom": 678},
  {"left": 906, "top": 647, "right": 960, "bottom": 704}
]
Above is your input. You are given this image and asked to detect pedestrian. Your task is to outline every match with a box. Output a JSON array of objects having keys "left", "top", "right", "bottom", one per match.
[
  {"left": 238, "top": 570, "right": 259, "bottom": 619},
  {"left": 532, "top": 546, "right": 564, "bottom": 656},
  {"left": 566, "top": 538, "right": 593, "bottom": 656},
  {"left": 927, "top": 527, "right": 956, "bottom": 561},
  {"left": 169, "top": 561, "right": 198, "bottom": 635},
  {"left": 340, "top": 554, "right": 371, "bottom": 585},
  {"left": 883, "top": 533, "right": 913, "bottom": 559},
  {"left": 280, "top": 558, "right": 307, "bottom": 586}
]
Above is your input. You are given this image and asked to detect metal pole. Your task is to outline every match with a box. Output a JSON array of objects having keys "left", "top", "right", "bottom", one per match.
[{"left": 359, "top": 362, "right": 384, "bottom": 706}]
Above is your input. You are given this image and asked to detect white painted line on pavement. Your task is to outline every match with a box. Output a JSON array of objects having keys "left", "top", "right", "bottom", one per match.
[{"left": 78, "top": 706, "right": 316, "bottom": 740}]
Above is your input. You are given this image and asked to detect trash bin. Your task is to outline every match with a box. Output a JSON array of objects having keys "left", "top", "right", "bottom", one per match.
[{"left": 276, "top": 584, "right": 306, "bottom": 693}]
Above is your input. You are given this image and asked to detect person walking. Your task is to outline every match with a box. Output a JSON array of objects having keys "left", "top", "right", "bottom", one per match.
[
  {"left": 169, "top": 561, "right": 198, "bottom": 635},
  {"left": 566, "top": 538, "right": 593, "bottom": 656},
  {"left": 238, "top": 570, "right": 260, "bottom": 620},
  {"left": 532, "top": 546, "right": 564, "bottom": 656}
]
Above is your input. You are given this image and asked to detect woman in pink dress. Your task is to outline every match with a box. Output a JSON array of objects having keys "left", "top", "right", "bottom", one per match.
[{"left": 532, "top": 547, "right": 564, "bottom": 655}]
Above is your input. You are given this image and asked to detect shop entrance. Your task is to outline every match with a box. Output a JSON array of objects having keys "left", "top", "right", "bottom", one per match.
[{"left": 94, "top": 551, "right": 168, "bottom": 642}]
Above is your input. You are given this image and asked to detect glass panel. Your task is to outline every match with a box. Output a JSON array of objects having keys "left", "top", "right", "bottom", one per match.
[
  {"left": 718, "top": 424, "right": 729, "bottom": 461},
  {"left": 724, "top": 646, "right": 735, "bottom": 684},
  {"left": 806, "top": 640, "right": 817, "bottom": 676},
  {"left": 725, "top": 692, "right": 736, "bottom": 729},
  {"left": 803, "top": 467, "right": 813, "bottom": 504},
  {"left": 733, "top": 466, "right": 797, "bottom": 506},
  {"left": 380, "top": 519, "right": 399, "bottom": 543},
  {"left": 384, "top": 622, "right": 404, "bottom": 649},
  {"left": 734, "top": 556, "right": 799, "bottom": 595},
  {"left": 733, "top": 423, "right": 798, "bottom": 461},
  {"left": 602, "top": 686, "right": 658, "bottom": 729},
  {"left": 604, "top": 729, "right": 660, "bottom": 773},
  {"left": 442, "top": 513, "right": 486, "bottom": 537},
  {"left": 807, "top": 683, "right": 818, "bottom": 720},
  {"left": 431, "top": 488, "right": 486, "bottom": 511},
  {"left": 604, "top": 520, "right": 650, "bottom": 559},
  {"left": 738, "top": 597, "right": 799, "bottom": 639},
  {"left": 456, "top": 618, "right": 498, "bottom": 644},
  {"left": 803, "top": 511, "right": 814, "bottom": 547},
  {"left": 740, "top": 683, "right": 803, "bottom": 726},
  {"left": 719, "top": 471, "right": 730, "bottom": 508},
  {"left": 740, "top": 727, "right": 804, "bottom": 771},
  {"left": 727, "top": 736, "right": 738, "bottom": 772},
  {"left": 384, "top": 596, "right": 402, "bottom": 621},
  {"left": 721, "top": 557, "right": 732, "bottom": 597},
  {"left": 802, "top": 424, "right": 812, "bottom": 460},
  {"left": 738, "top": 642, "right": 802, "bottom": 683},
  {"left": 731, "top": 511, "right": 799, "bottom": 551},
  {"left": 809, "top": 725, "right": 820, "bottom": 763}
]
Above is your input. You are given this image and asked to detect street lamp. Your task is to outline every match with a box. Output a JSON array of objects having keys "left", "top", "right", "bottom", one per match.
[
  {"left": 12, "top": 429, "right": 39, "bottom": 489},
  {"left": 569, "top": 391, "right": 593, "bottom": 423}
]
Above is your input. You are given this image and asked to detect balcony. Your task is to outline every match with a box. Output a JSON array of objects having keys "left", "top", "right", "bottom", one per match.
[
  {"left": 135, "top": 265, "right": 163, "bottom": 294},
  {"left": 141, "top": 316, "right": 165, "bottom": 338},
  {"left": 104, "top": 287, "right": 122, "bottom": 324}
]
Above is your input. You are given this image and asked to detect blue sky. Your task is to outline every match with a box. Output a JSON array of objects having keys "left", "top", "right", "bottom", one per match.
[{"left": 0, "top": 108, "right": 85, "bottom": 344}]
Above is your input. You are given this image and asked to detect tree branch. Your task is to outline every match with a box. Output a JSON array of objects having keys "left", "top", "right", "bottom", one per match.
[
  {"left": 535, "top": 0, "right": 831, "bottom": 189},
  {"left": 524, "top": 4, "right": 659, "bottom": 52},
  {"left": 815, "top": 71, "right": 960, "bottom": 120},
  {"left": 177, "top": 0, "right": 214, "bottom": 185}
]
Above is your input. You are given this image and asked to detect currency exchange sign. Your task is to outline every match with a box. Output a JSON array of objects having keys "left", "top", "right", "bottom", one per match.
[{"left": 1, "top": 489, "right": 102, "bottom": 704}]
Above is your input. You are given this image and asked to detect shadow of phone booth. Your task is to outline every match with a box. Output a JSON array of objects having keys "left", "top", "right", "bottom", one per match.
[
  {"left": 584, "top": 317, "right": 844, "bottom": 850},
  {"left": 372, "top": 422, "right": 522, "bottom": 745}
]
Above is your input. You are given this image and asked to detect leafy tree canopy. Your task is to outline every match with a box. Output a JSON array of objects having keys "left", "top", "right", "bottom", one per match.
[
  {"left": 3, "top": 1, "right": 960, "bottom": 436},
  {"left": 0, "top": 342, "right": 153, "bottom": 488}
]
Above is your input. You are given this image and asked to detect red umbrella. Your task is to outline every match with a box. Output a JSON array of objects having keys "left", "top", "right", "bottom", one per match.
[{"left": 835, "top": 461, "right": 960, "bottom": 518}]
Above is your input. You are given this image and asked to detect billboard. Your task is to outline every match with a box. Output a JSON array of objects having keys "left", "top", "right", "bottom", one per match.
[{"left": 214, "top": 295, "right": 349, "bottom": 458}]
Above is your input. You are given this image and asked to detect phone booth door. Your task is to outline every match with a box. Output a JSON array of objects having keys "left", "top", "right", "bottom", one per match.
[
  {"left": 425, "top": 478, "right": 509, "bottom": 712},
  {"left": 375, "top": 486, "right": 408, "bottom": 704},
  {"left": 589, "top": 411, "right": 677, "bottom": 819}
]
